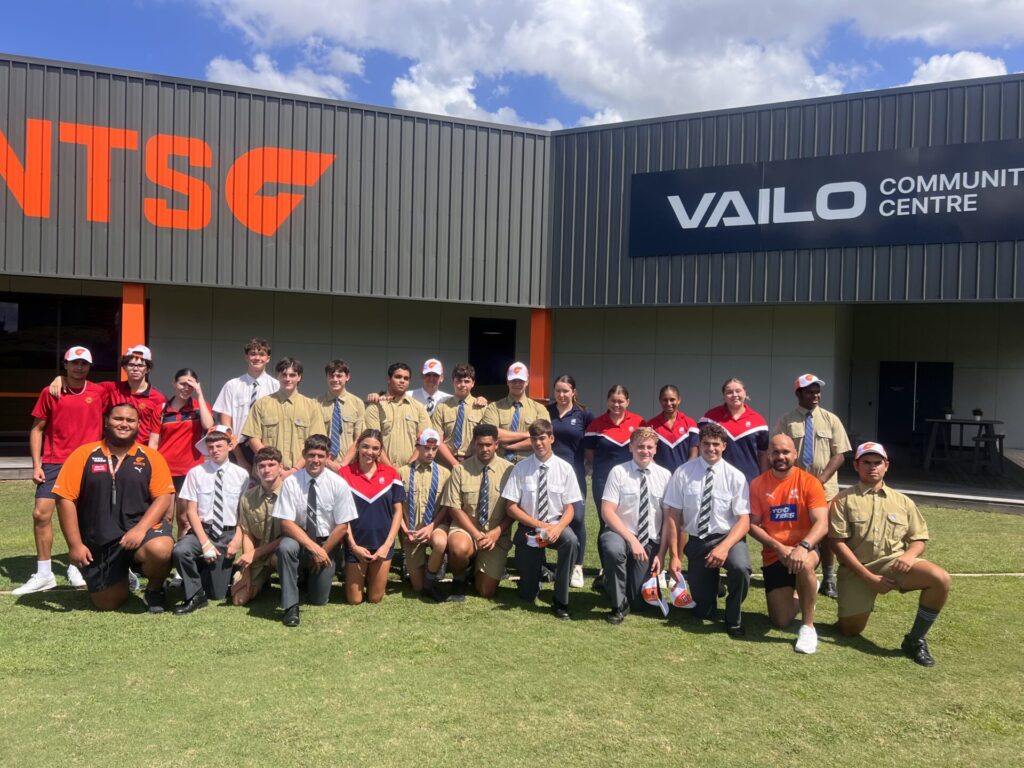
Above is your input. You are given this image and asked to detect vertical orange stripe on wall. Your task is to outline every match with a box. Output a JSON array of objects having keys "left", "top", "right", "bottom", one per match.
[
  {"left": 529, "top": 308, "right": 552, "bottom": 400},
  {"left": 120, "top": 283, "right": 146, "bottom": 381}
]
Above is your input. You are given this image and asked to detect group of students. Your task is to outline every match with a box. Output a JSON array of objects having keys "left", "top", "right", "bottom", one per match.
[{"left": 16, "top": 338, "right": 950, "bottom": 665}]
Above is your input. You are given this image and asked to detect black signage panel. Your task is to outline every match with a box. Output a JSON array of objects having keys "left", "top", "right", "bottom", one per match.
[{"left": 629, "top": 139, "right": 1024, "bottom": 257}]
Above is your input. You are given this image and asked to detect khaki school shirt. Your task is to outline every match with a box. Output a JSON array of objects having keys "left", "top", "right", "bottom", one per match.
[
  {"left": 238, "top": 482, "right": 283, "bottom": 584},
  {"left": 317, "top": 392, "right": 366, "bottom": 457},
  {"left": 363, "top": 395, "right": 432, "bottom": 467},
  {"left": 481, "top": 396, "right": 548, "bottom": 461},
  {"left": 398, "top": 461, "right": 452, "bottom": 528},
  {"left": 440, "top": 455, "right": 513, "bottom": 538},
  {"left": 828, "top": 482, "right": 929, "bottom": 572},
  {"left": 773, "top": 406, "right": 852, "bottom": 500},
  {"left": 432, "top": 395, "right": 487, "bottom": 459},
  {"left": 242, "top": 390, "right": 327, "bottom": 470}
]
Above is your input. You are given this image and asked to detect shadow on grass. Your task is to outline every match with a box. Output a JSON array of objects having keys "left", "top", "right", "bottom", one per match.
[
  {"left": 1, "top": 554, "right": 77, "bottom": 586},
  {"left": 14, "top": 587, "right": 152, "bottom": 615}
]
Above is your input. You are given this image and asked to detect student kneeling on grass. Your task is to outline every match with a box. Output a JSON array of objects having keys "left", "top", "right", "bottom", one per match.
[
  {"left": 339, "top": 429, "right": 405, "bottom": 606},
  {"left": 273, "top": 435, "right": 358, "bottom": 627},
  {"left": 398, "top": 428, "right": 451, "bottom": 602},
  {"left": 230, "top": 446, "right": 286, "bottom": 606},
  {"left": 830, "top": 442, "right": 951, "bottom": 667},
  {"left": 172, "top": 426, "right": 251, "bottom": 615},
  {"left": 502, "top": 419, "right": 582, "bottom": 620}
]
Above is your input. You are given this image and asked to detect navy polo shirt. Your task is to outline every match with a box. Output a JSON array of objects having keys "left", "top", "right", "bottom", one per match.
[{"left": 547, "top": 403, "right": 593, "bottom": 500}]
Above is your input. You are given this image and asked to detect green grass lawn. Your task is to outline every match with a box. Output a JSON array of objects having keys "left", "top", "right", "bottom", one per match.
[{"left": 1, "top": 479, "right": 1022, "bottom": 767}]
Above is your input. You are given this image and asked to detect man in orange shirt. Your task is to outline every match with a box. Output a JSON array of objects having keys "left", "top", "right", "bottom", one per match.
[{"left": 748, "top": 434, "right": 829, "bottom": 654}]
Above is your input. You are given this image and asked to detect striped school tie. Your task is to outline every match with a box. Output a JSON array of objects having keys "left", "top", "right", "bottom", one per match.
[
  {"left": 330, "top": 397, "right": 342, "bottom": 456},
  {"left": 426, "top": 395, "right": 436, "bottom": 416},
  {"left": 305, "top": 478, "right": 318, "bottom": 536},
  {"left": 697, "top": 466, "right": 714, "bottom": 538},
  {"left": 536, "top": 464, "right": 549, "bottom": 523},
  {"left": 505, "top": 402, "right": 522, "bottom": 460},
  {"left": 477, "top": 465, "right": 491, "bottom": 528},
  {"left": 452, "top": 400, "right": 466, "bottom": 453},
  {"left": 210, "top": 468, "right": 224, "bottom": 539},
  {"left": 637, "top": 468, "right": 650, "bottom": 546},
  {"left": 249, "top": 380, "right": 259, "bottom": 410},
  {"left": 801, "top": 410, "right": 815, "bottom": 469},
  {"left": 425, "top": 464, "right": 439, "bottom": 525}
]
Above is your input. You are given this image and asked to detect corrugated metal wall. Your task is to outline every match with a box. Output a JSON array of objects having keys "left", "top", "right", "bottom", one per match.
[
  {"left": 0, "top": 56, "right": 550, "bottom": 307},
  {"left": 549, "top": 77, "right": 1024, "bottom": 307}
]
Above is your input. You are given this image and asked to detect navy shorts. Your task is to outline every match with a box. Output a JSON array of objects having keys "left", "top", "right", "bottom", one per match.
[
  {"left": 34, "top": 463, "right": 62, "bottom": 500},
  {"left": 762, "top": 560, "right": 797, "bottom": 593},
  {"left": 82, "top": 522, "right": 173, "bottom": 593},
  {"left": 172, "top": 475, "right": 186, "bottom": 493}
]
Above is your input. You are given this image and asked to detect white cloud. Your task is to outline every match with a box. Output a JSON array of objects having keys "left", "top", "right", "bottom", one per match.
[
  {"left": 206, "top": 53, "right": 350, "bottom": 100},
  {"left": 198, "top": 1, "right": 1024, "bottom": 128},
  {"left": 906, "top": 51, "right": 1008, "bottom": 86}
]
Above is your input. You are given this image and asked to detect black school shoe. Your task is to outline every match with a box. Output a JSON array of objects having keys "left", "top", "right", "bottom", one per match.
[
  {"left": 552, "top": 601, "right": 572, "bottom": 621},
  {"left": 446, "top": 578, "right": 467, "bottom": 603},
  {"left": 173, "top": 592, "right": 209, "bottom": 615},
  {"left": 143, "top": 588, "right": 166, "bottom": 614},
  {"left": 901, "top": 635, "right": 936, "bottom": 667},
  {"left": 725, "top": 623, "right": 746, "bottom": 638},
  {"left": 424, "top": 580, "right": 447, "bottom": 603},
  {"left": 819, "top": 579, "right": 839, "bottom": 599},
  {"left": 282, "top": 604, "right": 300, "bottom": 628}
]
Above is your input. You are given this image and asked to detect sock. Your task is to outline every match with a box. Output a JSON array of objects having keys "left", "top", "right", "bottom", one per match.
[
  {"left": 907, "top": 605, "right": 941, "bottom": 642},
  {"left": 822, "top": 564, "right": 835, "bottom": 582},
  {"left": 37, "top": 559, "right": 52, "bottom": 577},
  {"left": 425, "top": 568, "right": 439, "bottom": 584}
]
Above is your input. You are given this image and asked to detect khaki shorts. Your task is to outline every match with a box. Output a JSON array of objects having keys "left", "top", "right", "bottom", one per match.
[
  {"left": 837, "top": 558, "right": 918, "bottom": 618},
  {"left": 400, "top": 524, "right": 449, "bottom": 570},
  {"left": 449, "top": 525, "right": 511, "bottom": 580}
]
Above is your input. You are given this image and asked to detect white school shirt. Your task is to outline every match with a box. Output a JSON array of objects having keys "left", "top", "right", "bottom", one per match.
[
  {"left": 662, "top": 456, "right": 750, "bottom": 537},
  {"left": 272, "top": 468, "right": 359, "bottom": 538},
  {"left": 410, "top": 387, "right": 452, "bottom": 415},
  {"left": 178, "top": 459, "right": 250, "bottom": 527},
  {"left": 500, "top": 454, "right": 582, "bottom": 524},
  {"left": 602, "top": 459, "right": 671, "bottom": 540},
  {"left": 212, "top": 372, "right": 280, "bottom": 433}
]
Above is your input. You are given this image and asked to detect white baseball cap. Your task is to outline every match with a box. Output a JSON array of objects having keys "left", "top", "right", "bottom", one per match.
[
  {"left": 124, "top": 344, "right": 152, "bottom": 362},
  {"left": 417, "top": 428, "right": 441, "bottom": 446},
  {"left": 64, "top": 346, "right": 93, "bottom": 364},
  {"left": 194, "top": 425, "right": 236, "bottom": 455},
  {"left": 641, "top": 574, "right": 670, "bottom": 617},
  {"left": 506, "top": 362, "right": 529, "bottom": 382},
  {"left": 855, "top": 441, "right": 889, "bottom": 460},
  {"left": 422, "top": 359, "right": 444, "bottom": 376},
  {"left": 795, "top": 373, "right": 825, "bottom": 391}
]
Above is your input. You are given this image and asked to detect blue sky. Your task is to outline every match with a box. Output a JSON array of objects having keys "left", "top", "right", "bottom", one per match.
[{"left": 2, "top": 1, "right": 1023, "bottom": 129}]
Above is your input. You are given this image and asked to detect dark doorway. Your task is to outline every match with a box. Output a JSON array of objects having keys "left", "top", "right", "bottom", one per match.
[
  {"left": 876, "top": 361, "right": 954, "bottom": 445},
  {"left": 468, "top": 318, "right": 517, "bottom": 394}
]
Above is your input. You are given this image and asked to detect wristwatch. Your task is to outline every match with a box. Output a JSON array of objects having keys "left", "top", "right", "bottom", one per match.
[{"left": 797, "top": 540, "right": 812, "bottom": 551}]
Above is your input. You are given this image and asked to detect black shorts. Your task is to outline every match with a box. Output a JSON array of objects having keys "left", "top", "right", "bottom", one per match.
[
  {"left": 172, "top": 475, "right": 186, "bottom": 493},
  {"left": 82, "top": 522, "right": 173, "bottom": 593},
  {"left": 34, "top": 463, "right": 62, "bottom": 500},
  {"left": 762, "top": 560, "right": 797, "bottom": 593}
]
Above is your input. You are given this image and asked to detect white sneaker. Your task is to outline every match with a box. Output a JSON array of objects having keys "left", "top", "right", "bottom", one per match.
[
  {"left": 795, "top": 625, "right": 818, "bottom": 655},
  {"left": 570, "top": 564, "right": 584, "bottom": 588},
  {"left": 67, "top": 564, "right": 86, "bottom": 588},
  {"left": 12, "top": 572, "right": 57, "bottom": 595},
  {"left": 128, "top": 569, "right": 141, "bottom": 592}
]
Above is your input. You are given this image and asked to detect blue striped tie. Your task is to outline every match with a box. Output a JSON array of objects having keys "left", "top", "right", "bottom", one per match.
[
  {"left": 452, "top": 400, "right": 466, "bottom": 453},
  {"left": 425, "top": 464, "right": 439, "bottom": 525},
  {"left": 477, "top": 466, "right": 491, "bottom": 528},
  {"left": 330, "top": 397, "right": 342, "bottom": 456},
  {"left": 506, "top": 402, "right": 522, "bottom": 460},
  {"left": 801, "top": 410, "right": 814, "bottom": 469}
]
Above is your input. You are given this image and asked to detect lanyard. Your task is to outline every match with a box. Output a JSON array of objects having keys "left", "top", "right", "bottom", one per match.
[{"left": 107, "top": 453, "right": 125, "bottom": 508}]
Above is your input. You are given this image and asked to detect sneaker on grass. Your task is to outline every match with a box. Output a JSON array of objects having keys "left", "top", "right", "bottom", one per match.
[
  {"left": 795, "top": 625, "right": 818, "bottom": 655},
  {"left": 128, "top": 569, "right": 141, "bottom": 592},
  {"left": 12, "top": 572, "right": 58, "bottom": 595},
  {"left": 66, "top": 564, "right": 86, "bottom": 588}
]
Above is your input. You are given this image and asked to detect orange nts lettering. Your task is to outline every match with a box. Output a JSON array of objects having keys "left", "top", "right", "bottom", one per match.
[
  {"left": 0, "top": 119, "right": 52, "bottom": 217},
  {"left": 143, "top": 134, "right": 212, "bottom": 230},
  {"left": 59, "top": 123, "right": 139, "bottom": 222},
  {"left": 226, "top": 147, "right": 335, "bottom": 236}
]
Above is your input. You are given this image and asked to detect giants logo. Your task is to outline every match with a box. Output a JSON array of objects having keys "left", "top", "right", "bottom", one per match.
[{"left": 0, "top": 119, "right": 335, "bottom": 236}]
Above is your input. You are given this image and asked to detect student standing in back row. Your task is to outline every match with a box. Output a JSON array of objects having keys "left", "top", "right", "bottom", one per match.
[
  {"left": 432, "top": 363, "right": 487, "bottom": 468},
  {"left": 547, "top": 375, "right": 593, "bottom": 588},
  {"left": 701, "top": 378, "right": 769, "bottom": 484},
  {"left": 481, "top": 362, "right": 548, "bottom": 463},
  {"left": 645, "top": 385, "right": 699, "bottom": 474},
  {"left": 359, "top": 363, "right": 432, "bottom": 468},
  {"left": 212, "top": 337, "right": 280, "bottom": 470},
  {"left": 409, "top": 359, "right": 452, "bottom": 418},
  {"left": 15, "top": 346, "right": 105, "bottom": 595},
  {"left": 317, "top": 359, "right": 365, "bottom": 472}
]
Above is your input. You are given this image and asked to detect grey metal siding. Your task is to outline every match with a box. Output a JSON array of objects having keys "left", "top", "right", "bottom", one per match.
[
  {"left": 550, "top": 77, "right": 1024, "bottom": 307},
  {"left": 0, "top": 55, "right": 551, "bottom": 307}
]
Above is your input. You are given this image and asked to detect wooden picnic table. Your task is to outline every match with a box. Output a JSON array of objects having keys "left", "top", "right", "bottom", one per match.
[{"left": 923, "top": 417, "right": 1003, "bottom": 472}]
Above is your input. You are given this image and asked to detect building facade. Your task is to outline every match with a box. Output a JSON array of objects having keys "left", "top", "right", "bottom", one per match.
[{"left": 1, "top": 53, "right": 1022, "bottom": 448}]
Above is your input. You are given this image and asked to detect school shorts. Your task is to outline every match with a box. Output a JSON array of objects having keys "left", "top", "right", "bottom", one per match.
[
  {"left": 34, "top": 463, "right": 62, "bottom": 500},
  {"left": 400, "top": 524, "right": 449, "bottom": 570},
  {"left": 449, "top": 525, "right": 511, "bottom": 580},
  {"left": 82, "top": 522, "right": 173, "bottom": 593},
  {"left": 836, "top": 558, "right": 919, "bottom": 618}
]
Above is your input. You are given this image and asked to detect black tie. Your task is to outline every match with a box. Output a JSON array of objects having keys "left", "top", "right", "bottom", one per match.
[
  {"left": 637, "top": 468, "right": 650, "bottom": 546},
  {"left": 306, "top": 477, "right": 318, "bottom": 536}
]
